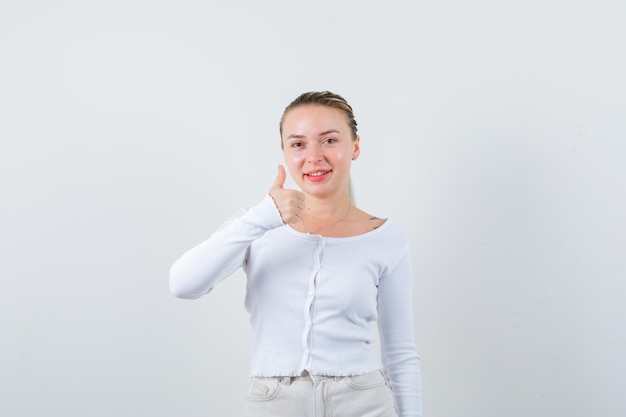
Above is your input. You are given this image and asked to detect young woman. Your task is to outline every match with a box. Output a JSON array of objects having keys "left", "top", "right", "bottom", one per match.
[{"left": 170, "top": 91, "right": 422, "bottom": 417}]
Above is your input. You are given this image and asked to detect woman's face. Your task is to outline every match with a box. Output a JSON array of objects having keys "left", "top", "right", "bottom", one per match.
[{"left": 281, "top": 104, "right": 360, "bottom": 200}]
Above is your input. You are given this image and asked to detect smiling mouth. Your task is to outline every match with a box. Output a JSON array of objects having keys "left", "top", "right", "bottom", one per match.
[{"left": 306, "top": 170, "right": 331, "bottom": 177}]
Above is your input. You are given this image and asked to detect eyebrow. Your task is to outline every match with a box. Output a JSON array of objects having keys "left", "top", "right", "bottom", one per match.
[{"left": 286, "top": 129, "right": 341, "bottom": 140}]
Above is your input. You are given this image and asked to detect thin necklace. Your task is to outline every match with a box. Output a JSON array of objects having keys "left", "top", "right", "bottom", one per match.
[{"left": 301, "top": 204, "right": 352, "bottom": 235}]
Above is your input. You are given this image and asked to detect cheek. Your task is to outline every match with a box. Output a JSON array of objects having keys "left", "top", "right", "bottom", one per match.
[
  {"left": 333, "top": 148, "right": 350, "bottom": 165},
  {"left": 284, "top": 152, "right": 304, "bottom": 173}
]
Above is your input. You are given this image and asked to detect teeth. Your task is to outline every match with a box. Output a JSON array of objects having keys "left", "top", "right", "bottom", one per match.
[{"left": 308, "top": 171, "right": 328, "bottom": 177}]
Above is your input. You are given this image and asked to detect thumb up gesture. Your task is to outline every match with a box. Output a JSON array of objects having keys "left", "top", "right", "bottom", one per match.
[{"left": 269, "top": 165, "right": 305, "bottom": 224}]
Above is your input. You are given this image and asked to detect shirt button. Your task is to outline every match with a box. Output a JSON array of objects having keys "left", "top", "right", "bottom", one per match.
[
  {"left": 307, "top": 291, "right": 314, "bottom": 297},
  {"left": 306, "top": 321, "right": 312, "bottom": 328},
  {"left": 304, "top": 349, "right": 310, "bottom": 355}
]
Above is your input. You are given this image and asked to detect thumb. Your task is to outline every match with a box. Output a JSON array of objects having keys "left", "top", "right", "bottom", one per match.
[{"left": 271, "top": 164, "right": 286, "bottom": 190}]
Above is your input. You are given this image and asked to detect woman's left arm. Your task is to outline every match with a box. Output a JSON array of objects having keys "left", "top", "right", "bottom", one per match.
[{"left": 377, "top": 243, "right": 422, "bottom": 417}]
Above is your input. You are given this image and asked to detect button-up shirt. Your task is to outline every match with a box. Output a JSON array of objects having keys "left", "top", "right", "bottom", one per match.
[{"left": 170, "top": 195, "right": 422, "bottom": 417}]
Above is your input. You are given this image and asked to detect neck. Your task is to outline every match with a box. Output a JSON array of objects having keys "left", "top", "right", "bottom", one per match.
[
  {"left": 303, "top": 193, "right": 351, "bottom": 220},
  {"left": 300, "top": 191, "right": 352, "bottom": 235}
]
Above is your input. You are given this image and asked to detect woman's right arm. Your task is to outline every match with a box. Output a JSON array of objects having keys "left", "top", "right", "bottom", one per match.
[
  {"left": 169, "top": 194, "right": 283, "bottom": 299},
  {"left": 169, "top": 165, "right": 305, "bottom": 299}
]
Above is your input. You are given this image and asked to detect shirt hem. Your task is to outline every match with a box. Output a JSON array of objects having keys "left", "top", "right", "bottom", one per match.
[{"left": 249, "top": 366, "right": 383, "bottom": 378}]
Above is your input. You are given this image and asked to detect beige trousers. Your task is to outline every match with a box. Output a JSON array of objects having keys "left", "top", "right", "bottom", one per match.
[{"left": 244, "top": 369, "right": 398, "bottom": 417}]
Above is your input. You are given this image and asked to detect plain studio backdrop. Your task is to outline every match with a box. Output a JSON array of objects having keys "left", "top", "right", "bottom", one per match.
[{"left": 1, "top": 1, "right": 624, "bottom": 416}]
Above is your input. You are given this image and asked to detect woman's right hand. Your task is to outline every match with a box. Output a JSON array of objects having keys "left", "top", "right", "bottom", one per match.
[{"left": 269, "top": 165, "right": 305, "bottom": 224}]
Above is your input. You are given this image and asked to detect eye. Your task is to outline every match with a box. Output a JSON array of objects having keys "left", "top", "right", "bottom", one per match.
[
  {"left": 323, "top": 138, "right": 337, "bottom": 144},
  {"left": 290, "top": 141, "right": 303, "bottom": 148}
]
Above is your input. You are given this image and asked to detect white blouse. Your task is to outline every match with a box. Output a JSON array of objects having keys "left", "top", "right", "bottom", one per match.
[{"left": 169, "top": 195, "right": 422, "bottom": 417}]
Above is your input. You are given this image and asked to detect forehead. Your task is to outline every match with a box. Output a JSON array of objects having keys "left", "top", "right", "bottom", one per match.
[{"left": 282, "top": 105, "right": 349, "bottom": 134}]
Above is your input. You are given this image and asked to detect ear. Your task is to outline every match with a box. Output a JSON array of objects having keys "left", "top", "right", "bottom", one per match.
[{"left": 352, "top": 136, "right": 361, "bottom": 160}]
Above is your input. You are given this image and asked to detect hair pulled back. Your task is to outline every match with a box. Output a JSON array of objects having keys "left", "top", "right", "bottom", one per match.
[{"left": 279, "top": 91, "right": 358, "bottom": 147}]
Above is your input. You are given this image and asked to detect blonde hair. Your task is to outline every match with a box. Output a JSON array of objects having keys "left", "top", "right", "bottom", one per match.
[
  {"left": 279, "top": 91, "right": 358, "bottom": 144},
  {"left": 279, "top": 91, "right": 359, "bottom": 203}
]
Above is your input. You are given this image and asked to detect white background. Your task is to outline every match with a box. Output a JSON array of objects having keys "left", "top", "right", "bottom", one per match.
[{"left": 1, "top": 1, "right": 625, "bottom": 416}]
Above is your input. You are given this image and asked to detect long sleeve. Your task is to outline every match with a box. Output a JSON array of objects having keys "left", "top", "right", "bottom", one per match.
[
  {"left": 377, "top": 243, "right": 422, "bottom": 417},
  {"left": 169, "top": 194, "right": 284, "bottom": 299}
]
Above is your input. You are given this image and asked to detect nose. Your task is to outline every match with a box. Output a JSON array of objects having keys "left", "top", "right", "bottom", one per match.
[{"left": 306, "top": 143, "right": 323, "bottom": 163}]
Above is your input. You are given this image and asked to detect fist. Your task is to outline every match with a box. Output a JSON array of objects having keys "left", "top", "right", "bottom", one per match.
[{"left": 269, "top": 165, "right": 305, "bottom": 224}]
